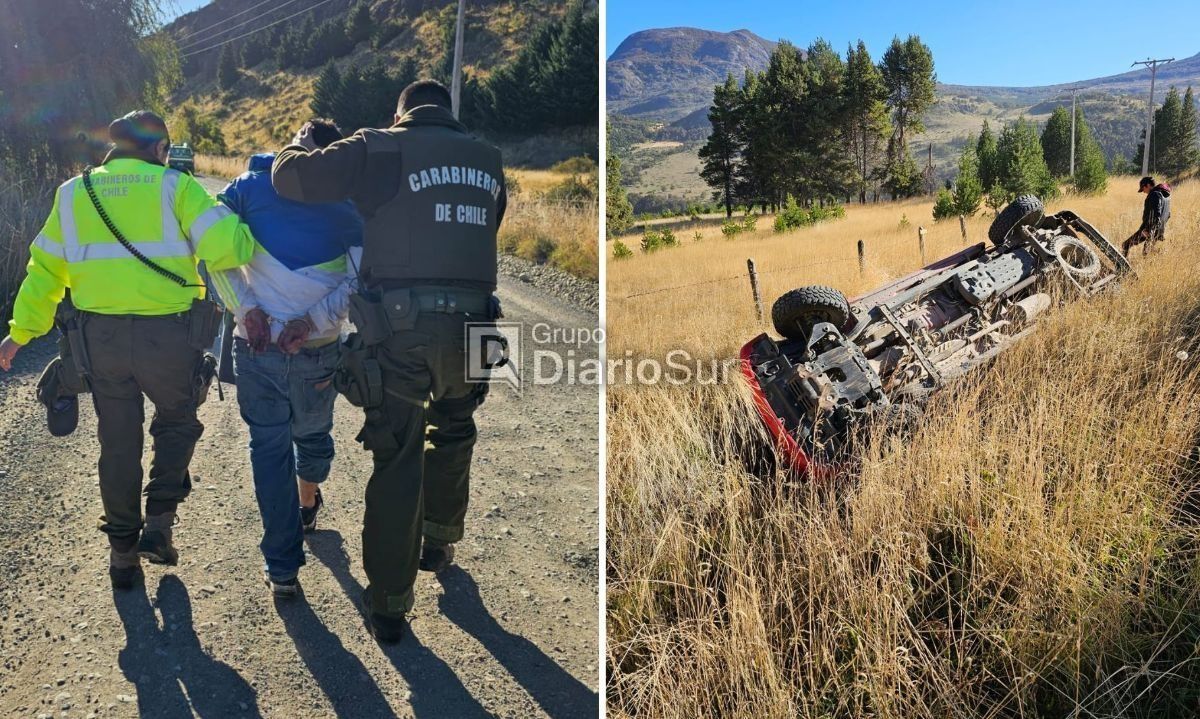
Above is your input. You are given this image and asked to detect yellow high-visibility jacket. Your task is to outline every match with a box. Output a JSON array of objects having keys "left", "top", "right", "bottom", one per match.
[{"left": 8, "top": 158, "right": 256, "bottom": 345}]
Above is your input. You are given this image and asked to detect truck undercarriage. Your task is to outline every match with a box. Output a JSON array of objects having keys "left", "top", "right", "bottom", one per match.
[{"left": 741, "top": 195, "right": 1132, "bottom": 475}]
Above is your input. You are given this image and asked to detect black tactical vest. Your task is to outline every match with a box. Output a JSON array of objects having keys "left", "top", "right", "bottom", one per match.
[{"left": 358, "top": 112, "right": 504, "bottom": 291}]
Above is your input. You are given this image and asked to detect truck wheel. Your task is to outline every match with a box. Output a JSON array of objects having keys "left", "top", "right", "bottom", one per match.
[
  {"left": 989, "top": 195, "right": 1044, "bottom": 246},
  {"left": 1053, "top": 236, "right": 1101, "bottom": 278},
  {"left": 771, "top": 285, "right": 850, "bottom": 340}
]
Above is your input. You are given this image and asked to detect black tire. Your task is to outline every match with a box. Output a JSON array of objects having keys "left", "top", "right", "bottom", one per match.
[
  {"left": 771, "top": 285, "right": 850, "bottom": 340},
  {"left": 988, "top": 194, "right": 1044, "bottom": 246}
]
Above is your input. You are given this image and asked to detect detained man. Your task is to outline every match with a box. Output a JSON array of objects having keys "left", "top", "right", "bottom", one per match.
[{"left": 210, "top": 119, "right": 363, "bottom": 597}]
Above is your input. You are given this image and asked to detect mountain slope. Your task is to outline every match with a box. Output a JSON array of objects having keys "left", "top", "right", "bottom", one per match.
[
  {"left": 165, "top": 0, "right": 595, "bottom": 162},
  {"left": 609, "top": 26, "right": 1200, "bottom": 211},
  {"left": 607, "top": 27, "right": 776, "bottom": 121}
]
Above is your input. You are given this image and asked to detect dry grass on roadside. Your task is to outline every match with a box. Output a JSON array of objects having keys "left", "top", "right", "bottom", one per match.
[
  {"left": 195, "top": 154, "right": 246, "bottom": 180},
  {"left": 607, "top": 181, "right": 1200, "bottom": 717},
  {"left": 498, "top": 195, "right": 598, "bottom": 280}
]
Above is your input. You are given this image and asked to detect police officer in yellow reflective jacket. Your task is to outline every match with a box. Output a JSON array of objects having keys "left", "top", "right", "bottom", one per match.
[{"left": 0, "top": 111, "right": 256, "bottom": 589}]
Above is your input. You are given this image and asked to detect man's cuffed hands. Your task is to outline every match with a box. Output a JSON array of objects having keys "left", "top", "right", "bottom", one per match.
[
  {"left": 278, "top": 315, "right": 316, "bottom": 355},
  {"left": 243, "top": 308, "right": 271, "bottom": 352}
]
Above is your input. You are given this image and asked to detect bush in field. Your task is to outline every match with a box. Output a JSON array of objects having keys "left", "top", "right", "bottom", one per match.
[
  {"left": 612, "top": 240, "right": 633, "bottom": 259},
  {"left": 774, "top": 196, "right": 847, "bottom": 232},
  {"left": 741, "top": 214, "right": 758, "bottom": 233},
  {"left": 721, "top": 219, "right": 743, "bottom": 237},
  {"left": 641, "top": 227, "right": 678, "bottom": 253},
  {"left": 932, "top": 187, "right": 958, "bottom": 221},
  {"left": 545, "top": 174, "right": 595, "bottom": 204},
  {"left": 693, "top": 231, "right": 703, "bottom": 243},
  {"left": 551, "top": 156, "right": 597, "bottom": 175}
]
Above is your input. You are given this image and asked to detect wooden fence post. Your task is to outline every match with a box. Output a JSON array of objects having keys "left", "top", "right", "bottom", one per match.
[
  {"left": 857, "top": 239, "right": 866, "bottom": 277},
  {"left": 747, "top": 258, "right": 763, "bottom": 322},
  {"left": 918, "top": 226, "right": 927, "bottom": 265},
  {"left": 959, "top": 215, "right": 968, "bottom": 244}
]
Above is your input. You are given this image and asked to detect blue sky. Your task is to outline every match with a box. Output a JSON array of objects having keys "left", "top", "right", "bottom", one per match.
[
  {"left": 606, "top": 0, "right": 1200, "bottom": 87},
  {"left": 163, "top": 0, "right": 210, "bottom": 21}
]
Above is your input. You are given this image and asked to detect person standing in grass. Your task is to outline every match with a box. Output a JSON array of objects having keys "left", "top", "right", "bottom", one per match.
[
  {"left": 1123, "top": 176, "right": 1172, "bottom": 256},
  {"left": 209, "top": 118, "right": 363, "bottom": 599}
]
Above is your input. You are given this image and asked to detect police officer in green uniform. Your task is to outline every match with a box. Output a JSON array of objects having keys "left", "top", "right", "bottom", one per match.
[
  {"left": 0, "top": 111, "right": 255, "bottom": 589},
  {"left": 271, "top": 80, "right": 506, "bottom": 643}
]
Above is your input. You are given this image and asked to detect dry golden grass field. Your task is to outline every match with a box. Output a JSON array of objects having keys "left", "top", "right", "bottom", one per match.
[
  {"left": 607, "top": 179, "right": 1200, "bottom": 717},
  {"left": 195, "top": 156, "right": 598, "bottom": 281}
]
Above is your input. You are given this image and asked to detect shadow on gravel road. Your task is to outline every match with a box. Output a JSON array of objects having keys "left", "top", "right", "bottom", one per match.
[
  {"left": 273, "top": 591, "right": 397, "bottom": 718},
  {"left": 306, "top": 529, "right": 492, "bottom": 718},
  {"left": 437, "top": 567, "right": 599, "bottom": 719},
  {"left": 113, "top": 575, "right": 262, "bottom": 718}
]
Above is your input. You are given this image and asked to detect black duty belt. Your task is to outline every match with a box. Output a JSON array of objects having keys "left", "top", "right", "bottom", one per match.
[{"left": 410, "top": 288, "right": 491, "bottom": 316}]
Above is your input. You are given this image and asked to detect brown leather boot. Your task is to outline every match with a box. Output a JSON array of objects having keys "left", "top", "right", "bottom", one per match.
[
  {"left": 109, "top": 538, "right": 142, "bottom": 590},
  {"left": 137, "top": 512, "right": 178, "bottom": 565}
]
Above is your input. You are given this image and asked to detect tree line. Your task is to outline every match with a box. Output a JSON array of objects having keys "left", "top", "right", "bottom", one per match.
[
  {"left": 1134, "top": 85, "right": 1200, "bottom": 178},
  {"left": 934, "top": 107, "right": 1109, "bottom": 221},
  {"left": 212, "top": 1, "right": 597, "bottom": 137},
  {"left": 699, "top": 35, "right": 937, "bottom": 218}
]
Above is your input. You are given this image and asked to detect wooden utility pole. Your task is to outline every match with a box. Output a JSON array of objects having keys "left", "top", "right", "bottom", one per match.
[
  {"left": 451, "top": 0, "right": 466, "bottom": 118},
  {"left": 1131, "top": 58, "right": 1174, "bottom": 176}
]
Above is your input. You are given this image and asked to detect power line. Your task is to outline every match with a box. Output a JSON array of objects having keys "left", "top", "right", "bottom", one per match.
[
  {"left": 177, "top": 0, "right": 304, "bottom": 52},
  {"left": 175, "top": 0, "right": 287, "bottom": 43},
  {"left": 181, "top": 0, "right": 340, "bottom": 58}
]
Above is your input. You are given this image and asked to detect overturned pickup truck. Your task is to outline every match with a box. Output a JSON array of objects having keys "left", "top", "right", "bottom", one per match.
[{"left": 740, "top": 195, "right": 1132, "bottom": 475}]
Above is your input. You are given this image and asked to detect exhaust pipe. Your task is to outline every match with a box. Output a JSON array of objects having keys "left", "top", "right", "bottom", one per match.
[{"left": 1011, "top": 293, "right": 1051, "bottom": 324}]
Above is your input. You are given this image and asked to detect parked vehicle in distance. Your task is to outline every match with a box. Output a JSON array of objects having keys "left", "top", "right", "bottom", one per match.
[
  {"left": 167, "top": 143, "right": 194, "bottom": 174},
  {"left": 741, "top": 195, "right": 1132, "bottom": 475}
]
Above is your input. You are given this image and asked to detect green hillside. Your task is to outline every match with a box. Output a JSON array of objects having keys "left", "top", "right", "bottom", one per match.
[{"left": 169, "top": 0, "right": 598, "bottom": 166}]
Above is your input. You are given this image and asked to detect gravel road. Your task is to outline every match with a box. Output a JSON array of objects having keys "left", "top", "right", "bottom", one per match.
[{"left": 0, "top": 175, "right": 600, "bottom": 718}]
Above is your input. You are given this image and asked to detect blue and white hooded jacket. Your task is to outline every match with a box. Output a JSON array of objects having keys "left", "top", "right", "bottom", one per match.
[{"left": 210, "top": 153, "right": 364, "bottom": 345}]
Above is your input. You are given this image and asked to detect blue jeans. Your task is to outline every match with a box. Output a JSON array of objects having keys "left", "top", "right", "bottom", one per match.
[{"left": 233, "top": 339, "right": 339, "bottom": 581}]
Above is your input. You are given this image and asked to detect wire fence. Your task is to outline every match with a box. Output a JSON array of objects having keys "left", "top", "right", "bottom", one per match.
[{"left": 619, "top": 257, "right": 859, "bottom": 299}]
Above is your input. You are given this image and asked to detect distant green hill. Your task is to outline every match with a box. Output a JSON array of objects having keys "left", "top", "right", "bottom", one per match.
[{"left": 608, "top": 26, "right": 1200, "bottom": 212}]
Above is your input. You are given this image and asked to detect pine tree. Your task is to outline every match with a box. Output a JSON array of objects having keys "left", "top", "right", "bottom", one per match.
[
  {"left": 1154, "top": 87, "right": 1187, "bottom": 177},
  {"left": 801, "top": 39, "right": 853, "bottom": 202},
  {"left": 539, "top": 1, "right": 599, "bottom": 129},
  {"left": 606, "top": 154, "right": 634, "bottom": 237},
  {"left": 1040, "top": 106, "right": 1072, "bottom": 177},
  {"left": 699, "top": 74, "right": 744, "bottom": 218},
  {"left": 737, "top": 69, "right": 773, "bottom": 211},
  {"left": 477, "top": 16, "right": 558, "bottom": 131},
  {"left": 993, "top": 117, "right": 1057, "bottom": 204},
  {"left": 953, "top": 141, "right": 983, "bottom": 215},
  {"left": 882, "top": 135, "right": 923, "bottom": 198},
  {"left": 217, "top": 44, "right": 240, "bottom": 91},
  {"left": 844, "top": 40, "right": 889, "bottom": 203},
  {"left": 1072, "top": 106, "right": 1107, "bottom": 194},
  {"left": 275, "top": 27, "right": 304, "bottom": 68},
  {"left": 879, "top": 35, "right": 936, "bottom": 149},
  {"left": 976, "top": 120, "right": 999, "bottom": 190},
  {"left": 1180, "top": 87, "right": 1200, "bottom": 173},
  {"left": 241, "top": 34, "right": 268, "bottom": 68},
  {"left": 345, "top": 2, "right": 372, "bottom": 44},
  {"left": 311, "top": 61, "right": 342, "bottom": 119}
]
